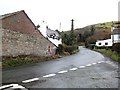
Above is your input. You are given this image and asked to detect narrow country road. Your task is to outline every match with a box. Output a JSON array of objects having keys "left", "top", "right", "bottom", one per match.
[{"left": 1, "top": 46, "right": 119, "bottom": 89}]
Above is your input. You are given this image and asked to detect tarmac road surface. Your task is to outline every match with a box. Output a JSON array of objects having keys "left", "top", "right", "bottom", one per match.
[{"left": 1, "top": 46, "right": 119, "bottom": 89}]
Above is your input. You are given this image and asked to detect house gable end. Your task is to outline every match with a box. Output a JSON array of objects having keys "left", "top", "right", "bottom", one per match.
[{"left": 1, "top": 10, "right": 40, "bottom": 35}]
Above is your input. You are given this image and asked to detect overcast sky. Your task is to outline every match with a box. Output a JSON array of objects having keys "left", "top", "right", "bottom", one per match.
[{"left": 0, "top": 0, "right": 119, "bottom": 31}]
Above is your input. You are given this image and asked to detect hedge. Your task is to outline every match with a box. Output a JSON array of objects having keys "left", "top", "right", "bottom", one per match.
[{"left": 56, "top": 44, "right": 79, "bottom": 55}]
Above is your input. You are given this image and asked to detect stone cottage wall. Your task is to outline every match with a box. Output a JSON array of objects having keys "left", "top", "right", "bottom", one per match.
[{"left": 1, "top": 29, "right": 56, "bottom": 57}]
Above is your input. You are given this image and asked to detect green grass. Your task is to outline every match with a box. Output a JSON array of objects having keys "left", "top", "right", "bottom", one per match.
[
  {"left": 94, "top": 49, "right": 120, "bottom": 63},
  {"left": 111, "top": 53, "right": 119, "bottom": 62},
  {"left": 95, "top": 21, "right": 117, "bottom": 28},
  {"left": 2, "top": 55, "right": 61, "bottom": 68},
  {"left": 0, "top": 62, "right": 2, "bottom": 68}
]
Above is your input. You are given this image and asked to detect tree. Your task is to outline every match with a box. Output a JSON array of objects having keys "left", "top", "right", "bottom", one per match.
[
  {"left": 61, "top": 19, "right": 77, "bottom": 46},
  {"left": 62, "top": 33, "right": 67, "bottom": 44},
  {"left": 69, "top": 19, "right": 77, "bottom": 45},
  {"left": 90, "top": 25, "right": 95, "bottom": 35},
  {"left": 69, "top": 29, "right": 76, "bottom": 45}
]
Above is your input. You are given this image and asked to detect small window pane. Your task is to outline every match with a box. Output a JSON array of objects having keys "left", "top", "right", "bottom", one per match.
[{"left": 105, "top": 42, "right": 108, "bottom": 45}]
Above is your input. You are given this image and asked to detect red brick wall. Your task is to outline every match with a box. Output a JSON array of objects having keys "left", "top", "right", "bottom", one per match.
[{"left": 2, "top": 11, "right": 40, "bottom": 35}]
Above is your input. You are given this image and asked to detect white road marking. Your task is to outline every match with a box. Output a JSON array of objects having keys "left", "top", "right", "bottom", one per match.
[
  {"left": 11, "top": 84, "right": 26, "bottom": 89},
  {"left": 22, "top": 78, "right": 39, "bottom": 83},
  {"left": 0, "top": 84, "right": 13, "bottom": 89},
  {"left": 58, "top": 70, "right": 68, "bottom": 74},
  {"left": 11, "top": 61, "right": 106, "bottom": 85},
  {"left": 79, "top": 66, "right": 86, "bottom": 68},
  {"left": 69, "top": 68, "right": 78, "bottom": 71},
  {"left": 92, "top": 63, "right": 97, "bottom": 65},
  {"left": 98, "top": 61, "right": 102, "bottom": 64},
  {"left": 0, "top": 84, "right": 26, "bottom": 89},
  {"left": 43, "top": 74, "right": 56, "bottom": 78},
  {"left": 105, "top": 61, "right": 113, "bottom": 64},
  {"left": 86, "top": 64, "right": 92, "bottom": 66}
]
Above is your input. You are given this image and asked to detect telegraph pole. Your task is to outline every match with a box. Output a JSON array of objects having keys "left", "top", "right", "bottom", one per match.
[
  {"left": 59, "top": 23, "right": 61, "bottom": 32},
  {"left": 71, "top": 19, "right": 74, "bottom": 31}
]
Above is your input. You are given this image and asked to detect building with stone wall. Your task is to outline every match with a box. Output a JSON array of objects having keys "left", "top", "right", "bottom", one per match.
[{"left": 0, "top": 10, "right": 57, "bottom": 57}]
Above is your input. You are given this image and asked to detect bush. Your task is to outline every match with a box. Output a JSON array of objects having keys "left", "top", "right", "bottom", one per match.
[
  {"left": 111, "top": 54, "right": 119, "bottom": 62},
  {"left": 56, "top": 44, "right": 79, "bottom": 55},
  {"left": 112, "top": 43, "right": 120, "bottom": 54},
  {"left": 94, "top": 49, "right": 120, "bottom": 63},
  {"left": 64, "top": 45, "right": 78, "bottom": 54},
  {"left": 56, "top": 44, "right": 64, "bottom": 54},
  {"left": 63, "top": 52, "right": 70, "bottom": 55}
]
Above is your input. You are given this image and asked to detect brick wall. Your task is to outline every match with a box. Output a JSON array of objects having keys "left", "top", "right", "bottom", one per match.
[
  {"left": 2, "top": 11, "right": 40, "bottom": 35},
  {"left": 1, "top": 29, "right": 56, "bottom": 57}
]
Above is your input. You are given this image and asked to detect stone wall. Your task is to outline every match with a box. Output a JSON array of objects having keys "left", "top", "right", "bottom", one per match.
[{"left": 1, "top": 29, "right": 57, "bottom": 57}]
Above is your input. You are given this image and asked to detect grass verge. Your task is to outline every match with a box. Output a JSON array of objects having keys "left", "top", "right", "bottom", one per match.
[
  {"left": 94, "top": 49, "right": 120, "bottom": 63},
  {"left": 2, "top": 55, "right": 61, "bottom": 69}
]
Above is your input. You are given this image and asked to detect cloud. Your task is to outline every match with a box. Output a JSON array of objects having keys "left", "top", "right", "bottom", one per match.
[{"left": 0, "top": 0, "right": 119, "bottom": 30}]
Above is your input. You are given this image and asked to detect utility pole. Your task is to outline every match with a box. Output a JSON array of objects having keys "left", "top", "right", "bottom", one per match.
[
  {"left": 71, "top": 19, "right": 74, "bottom": 31},
  {"left": 59, "top": 23, "right": 61, "bottom": 32}
]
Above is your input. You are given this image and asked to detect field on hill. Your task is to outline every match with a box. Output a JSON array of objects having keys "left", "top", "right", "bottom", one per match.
[{"left": 62, "top": 21, "right": 117, "bottom": 45}]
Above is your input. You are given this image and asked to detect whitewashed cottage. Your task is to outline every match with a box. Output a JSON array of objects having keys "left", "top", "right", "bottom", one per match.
[
  {"left": 96, "top": 26, "right": 120, "bottom": 47},
  {"left": 40, "top": 22, "right": 62, "bottom": 47}
]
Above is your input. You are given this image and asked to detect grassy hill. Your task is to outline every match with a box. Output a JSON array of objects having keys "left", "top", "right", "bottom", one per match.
[
  {"left": 95, "top": 21, "right": 119, "bottom": 28},
  {"left": 62, "top": 21, "right": 117, "bottom": 45},
  {"left": 95, "top": 22, "right": 113, "bottom": 28}
]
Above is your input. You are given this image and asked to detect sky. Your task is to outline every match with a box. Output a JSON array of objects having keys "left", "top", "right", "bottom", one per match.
[{"left": 0, "top": 0, "right": 119, "bottom": 31}]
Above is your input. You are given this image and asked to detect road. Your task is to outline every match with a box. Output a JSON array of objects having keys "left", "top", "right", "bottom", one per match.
[{"left": 1, "top": 47, "right": 119, "bottom": 89}]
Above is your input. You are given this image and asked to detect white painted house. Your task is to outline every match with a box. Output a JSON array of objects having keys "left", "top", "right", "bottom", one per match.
[
  {"left": 96, "top": 27, "right": 120, "bottom": 47},
  {"left": 46, "top": 26, "right": 62, "bottom": 46},
  {"left": 40, "top": 22, "right": 62, "bottom": 47}
]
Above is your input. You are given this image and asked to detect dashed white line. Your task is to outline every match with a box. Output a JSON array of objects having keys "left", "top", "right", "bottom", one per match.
[
  {"left": 11, "top": 84, "right": 26, "bottom": 89},
  {"left": 0, "top": 84, "right": 13, "bottom": 89},
  {"left": 0, "top": 84, "right": 26, "bottom": 89},
  {"left": 58, "top": 70, "right": 68, "bottom": 74},
  {"left": 22, "top": 78, "right": 39, "bottom": 83},
  {"left": 79, "top": 66, "right": 86, "bottom": 68},
  {"left": 69, "top": 68, "right": 78, "bottom": 71},
  {"left": 105, "top": 61, "right": 112, "bottom": 64},
  {"left": 43, "top": 74, "right": 56, "bottom": 78},
  {"left": 86, "top": 64, "right": 92, "bottom": 67},
  {"left": 98, "top": 61, "right": 105, "bottom": 64},
  {"left": 98, "top": 61, "right": 102, "bottom": 64},
  {"left": 92, "top": 63, "right": 97, "bottom": 65},
  {"left": 19, "top": 61, "right": 106, "bottom": 85}
]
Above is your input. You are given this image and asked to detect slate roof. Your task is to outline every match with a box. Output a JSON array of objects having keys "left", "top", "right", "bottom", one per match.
[
  {"left": 0, "top": 10, "right": 23, "bottom": 19},
  {"left": 112, "top": 29, "right": 120, "bottom": 34}
]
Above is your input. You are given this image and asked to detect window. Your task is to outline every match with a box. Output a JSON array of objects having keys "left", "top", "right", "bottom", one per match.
[
  {"left": 105, "top": 42, "right": 108, "bottom": 45},
  {"left": 99, "top": 43, "right": 101, "bottom": 45}
]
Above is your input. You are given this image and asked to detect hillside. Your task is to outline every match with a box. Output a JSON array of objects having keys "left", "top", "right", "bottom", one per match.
[{"left": 62, "top": 21, "right": 117, "bottom": 45}]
